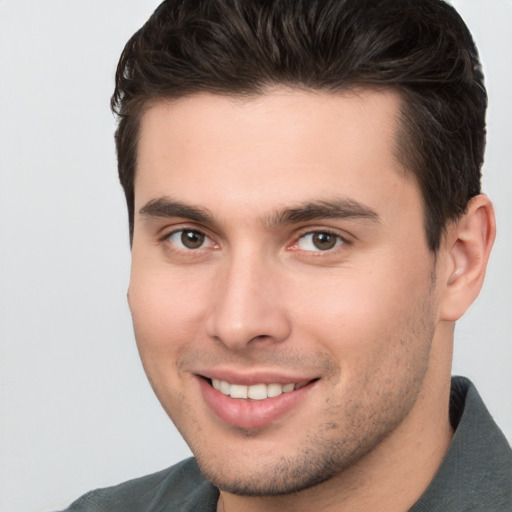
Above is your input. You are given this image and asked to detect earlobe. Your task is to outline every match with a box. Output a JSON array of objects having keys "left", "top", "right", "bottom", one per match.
[{"left": 439, "top": 195, "right": 496, "bottom": 322}]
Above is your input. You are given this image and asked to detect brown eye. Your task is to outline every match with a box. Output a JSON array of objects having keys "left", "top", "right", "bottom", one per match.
[
  {"left": 168, "top": 229, "right": 208, "bottom": 249},
  {"left": 181, "top": 230, "right": 205, "bottom": 249},
  {"left": 312, "top": 232, "right": 337, "bottom": 250},
  {"left": 297, "top": 232, "right": 343, "bottom": 251}
]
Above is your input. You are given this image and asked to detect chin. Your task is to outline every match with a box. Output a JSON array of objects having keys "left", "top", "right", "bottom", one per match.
[{"left": 191, "top": 421, "right": 393, "bottom": 497}]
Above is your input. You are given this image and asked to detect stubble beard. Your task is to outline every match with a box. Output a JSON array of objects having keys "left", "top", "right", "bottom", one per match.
[{"left": 196, "top": 377, "right": 430, "bottom": 497}]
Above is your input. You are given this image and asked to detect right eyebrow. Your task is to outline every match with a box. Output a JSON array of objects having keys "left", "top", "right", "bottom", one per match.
[
  {"left": 265, "top": 198, "right": 380, "bottom": 227},
  {"left": 139, "top": 197, "right": 215, "bottom": 224}
]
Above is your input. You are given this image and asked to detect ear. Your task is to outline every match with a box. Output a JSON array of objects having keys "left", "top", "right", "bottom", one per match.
[{"left": 439, "top": 195, "right": 496, "bottom": 322}]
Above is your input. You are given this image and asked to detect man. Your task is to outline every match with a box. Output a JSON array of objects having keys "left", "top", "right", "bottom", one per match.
[{"left": 61, "top": 0, "right": 512, "bottom": 510}]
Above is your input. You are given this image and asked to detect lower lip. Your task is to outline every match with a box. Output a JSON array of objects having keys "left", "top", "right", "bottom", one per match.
[{"left": 198, "top": 378, "right": 315, "bottom": 429}]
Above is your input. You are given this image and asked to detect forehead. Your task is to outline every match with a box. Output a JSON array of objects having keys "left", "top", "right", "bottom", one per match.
[{"left": 135, "top": 88, "right": 417, "bottom": 222}]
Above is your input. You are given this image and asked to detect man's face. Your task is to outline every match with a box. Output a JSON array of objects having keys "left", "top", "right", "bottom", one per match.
[{"left": 129, "top": 88, "right": 444, "bottom": 495}]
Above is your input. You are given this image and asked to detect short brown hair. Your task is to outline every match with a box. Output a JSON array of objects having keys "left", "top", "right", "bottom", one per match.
[{"left": 112, "top": 0, "right": 487, "bottom": 251}]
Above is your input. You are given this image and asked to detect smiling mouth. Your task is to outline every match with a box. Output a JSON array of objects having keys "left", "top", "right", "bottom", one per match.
[
  {"left": 207, "top": 378, "right": 313, "bottom": 400},
  {"left": 199, "top": 376, "right": 319, "bottom": 428}
]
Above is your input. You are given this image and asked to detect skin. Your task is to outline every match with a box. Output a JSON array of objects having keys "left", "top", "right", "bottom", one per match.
[{"left": 128, "top": 88, "right": 495, "bottom": 512}]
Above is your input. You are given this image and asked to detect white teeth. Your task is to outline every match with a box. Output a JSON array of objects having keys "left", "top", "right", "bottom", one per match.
[
  {"left": 247, "top": 384, "right": 267, "bottom": 400},
  {"left": 219, "top": 380, "right": 230, "bottom": 395},
  {"left": 229, "top": 384, "right": 248, "bottom": 399},
  {"left": 210, "top": 379, "right": 304, "bottom": 400},
  {"left": 267, "top": 383, "right": 283, "bottom": 398}
]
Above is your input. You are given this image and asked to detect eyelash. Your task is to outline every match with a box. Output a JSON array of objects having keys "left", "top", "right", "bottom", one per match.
[{"left": 160, "top": 227, "right": 350, "bottom": 255}]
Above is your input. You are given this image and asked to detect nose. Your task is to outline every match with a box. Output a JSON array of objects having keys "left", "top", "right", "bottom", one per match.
[{"left": 206, "top": 250, "right": 292, "bottom": 350}]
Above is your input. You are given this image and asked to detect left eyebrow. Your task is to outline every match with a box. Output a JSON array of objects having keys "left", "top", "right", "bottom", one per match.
[
  {"left": 264, "top": 198, "right": 380, "bottom": 227},
  {"left": 139, "top": 197, "right": 215, "bottom": 224}
]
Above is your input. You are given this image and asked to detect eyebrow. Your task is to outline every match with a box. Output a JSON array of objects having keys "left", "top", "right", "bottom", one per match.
[
  {"left": 265, "top": 199, "right": 380, "bottom": 227},
  {"left": 139, "top": 198, "right": 215, "bottom": 224},
  {"left": 138, "top": 196, "right": 380, "bottom": 227}
]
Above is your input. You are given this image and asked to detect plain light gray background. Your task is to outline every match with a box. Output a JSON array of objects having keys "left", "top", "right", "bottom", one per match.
[{"left": 0, "top": 1, "right": 510, "bottom": 511}]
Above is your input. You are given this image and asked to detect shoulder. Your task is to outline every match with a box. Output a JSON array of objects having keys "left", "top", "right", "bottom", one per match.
[
  {"left": 58, "top": 457, "right": 218, "bottom": 512},
  {"left": 411, "top": 376, "right": 512, "bottom": 511}
]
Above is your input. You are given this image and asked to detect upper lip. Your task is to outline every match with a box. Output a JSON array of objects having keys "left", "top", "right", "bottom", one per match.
[{"left": 196, "top": 368, "right": 318, "bottom": 386}]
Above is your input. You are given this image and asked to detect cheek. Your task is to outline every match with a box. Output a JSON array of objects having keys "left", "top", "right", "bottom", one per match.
[
  {"left": 289, "top": 255, "right": 435, "bottom": 371},
  {"left": 127, "top": 268, "right": 213, "bottom": 422},
  {"left": 128, "top": 266, "right": 212, "bottom": 362}
]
